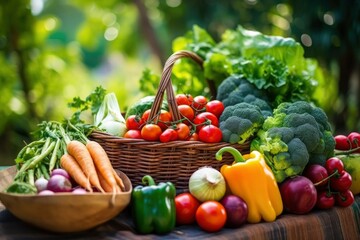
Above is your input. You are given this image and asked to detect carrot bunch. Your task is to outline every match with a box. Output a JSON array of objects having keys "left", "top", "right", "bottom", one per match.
[{"left": 60, "top": 140, "right": 125, "bottom": 193}]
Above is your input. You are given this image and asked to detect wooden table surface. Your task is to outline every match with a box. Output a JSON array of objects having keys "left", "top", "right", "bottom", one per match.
[{"left": 0, "top": 166, "right": 359, "bottom": 240}]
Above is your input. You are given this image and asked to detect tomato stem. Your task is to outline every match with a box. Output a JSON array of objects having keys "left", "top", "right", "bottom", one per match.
[
  {"left": 334, "top": 146, "right": 360, "bottom": 155},
  {"left": 313, "top": 169, "right": 339, "bottom": 187}
]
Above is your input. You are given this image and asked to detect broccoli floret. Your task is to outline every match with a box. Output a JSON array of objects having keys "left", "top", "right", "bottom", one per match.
[
  {"left": 251, "top": 101, "right": 335, "bottom": 182},
  {"left": 220, "top": 102, "right": 264, "bottom": 144},
  {"left": 252, "top": 128, "right": 309, "bottom": 183},
  {"left": 243, "top": 95, "right": 273, "bottom": 118},
  {"left": 283, "top": 113, "right": 321, "bottom": 152},
  {"left": 267, "top": 127, "right": 294, "bottom": 144},
  {"left": 216, "top": 76, "right": 270, "bottom": 108}
]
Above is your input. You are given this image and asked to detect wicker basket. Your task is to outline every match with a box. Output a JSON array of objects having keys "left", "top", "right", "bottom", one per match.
[{"left": 90, "top": 50, "right": 250, "bottom": 191}]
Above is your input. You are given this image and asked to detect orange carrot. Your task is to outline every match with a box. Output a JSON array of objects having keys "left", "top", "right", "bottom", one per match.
[
  {"left": 96, "top": 168, "right": 121, "bottom": 193},
  {"left": 86, "top": 140, "right": 118, "bottom": 193},
  {"left": 113, "top": 169, "right": 125, "bottom": 192},
  {"left": 67, "top": 140, "right": 105, "bottom": 193},
  {"left": 60, "top": 153, "right": 93, "bottom": 192}
]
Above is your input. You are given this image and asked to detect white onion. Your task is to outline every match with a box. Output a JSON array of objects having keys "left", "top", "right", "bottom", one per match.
[{"left": 189, "top": 166, "right": 226, "bottom": 202}]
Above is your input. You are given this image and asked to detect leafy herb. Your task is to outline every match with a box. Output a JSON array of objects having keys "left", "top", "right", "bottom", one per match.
[{"left": 67, "top": 86, "right": 107, "bottom": 123}]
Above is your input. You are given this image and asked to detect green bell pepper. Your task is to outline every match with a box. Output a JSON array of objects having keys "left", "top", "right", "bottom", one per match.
[{"left": 131, "top": 175, "right": 176, "bottom": 234}]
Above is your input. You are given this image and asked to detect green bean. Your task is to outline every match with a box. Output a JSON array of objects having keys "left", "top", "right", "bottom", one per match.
[
  {"left": 16, "top": 139, "right": 46, "bottom": 159},
  {"left": 26, "top": 141, "right": 56, "bottom": 171},
  {"left": 28, "top": 169, "right": 35, "bottom": 186},
  {"left": 40, "top": 164, "right": 50, "bottom": 180},
  {"left": 35, "top": 167, "right": 42, "bottom": 179},
  {"left": 41, "top": 138, "right": 51, "bottom": 154},
  {"left": 49, "top": 138, "right": 61, "bottom": 172}
]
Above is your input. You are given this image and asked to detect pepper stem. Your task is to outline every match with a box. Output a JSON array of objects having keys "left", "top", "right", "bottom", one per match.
[
  {"left": 215, "top": 146, "right": 245, "bottom": 163},
  {"left": 142, "top": 175, "right": 156, "bottom": 186}
]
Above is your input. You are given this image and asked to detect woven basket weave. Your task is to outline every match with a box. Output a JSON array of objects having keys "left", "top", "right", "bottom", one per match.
[{"left": 90, "top": 50, "right": 250, "bottom": 191}]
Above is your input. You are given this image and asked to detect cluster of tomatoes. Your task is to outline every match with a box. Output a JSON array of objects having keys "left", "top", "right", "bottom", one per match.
[
  {"left": 124, "top": 94, "right": 225, "bottom": 143},
  {"left": 303, "top": 157, "right": 354, "bottom": 209},
  {"left": 334, "top": 132, "right": 360, "bottom": 153}
]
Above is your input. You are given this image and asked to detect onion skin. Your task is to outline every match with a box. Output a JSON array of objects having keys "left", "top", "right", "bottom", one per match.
[
  {"left": 189, "top": 167, "right": 226, "bottom": 202},
  {"left": 221, "top": 195, "right": 248, "bottom": 228},
  {"left": 47, "top": 175, "right": 72, "bottom": 193}
]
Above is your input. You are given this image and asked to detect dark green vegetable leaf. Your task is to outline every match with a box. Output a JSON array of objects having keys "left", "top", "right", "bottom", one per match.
[{"left": 5, "top": 181, "right": 37, "bottom": 194}]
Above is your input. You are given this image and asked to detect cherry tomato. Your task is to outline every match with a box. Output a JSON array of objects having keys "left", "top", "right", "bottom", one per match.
[
  {"left": 335, "top": 189, "right": 355, "bottom": 207},
  {"left": 176, "top": 93, "right": 193, "bottom": 106},
  {"left": 198, "top": 125, "right": 222, "bottom": 143},
  {"left": 176, "top": 123, "right": 190, "bottom": 140},
  {"left": 188, "top": 132, "right": 199, "bottom": 141},
  {"left": 325, "top": 157, "right": 344, "bottom": 175},
  {"left": 140, "top": 124, "right": 162, "bottom": 141},
  {"left": 159, "top": 128, "right": 178, "bottom": 143},
  {"left": 192, "top": 95, "right": 208, "bottom": 112},
  {"left": 178, "top": 104, "right": 195, "bottom": 125},
  {"left": 334, "top": 135, "right": 351, "bottom": 150},
  {"left": 348, "top": 132, "right": 360, "bottom": 152},
  {"left": 193, "top": 112, "right": 219, "bottom": 132},
  {"left": 126, "top": 115, "right": 144, "bottom": 130},
  {"left": 316, "top": 191, "right": 335, "bottom": 210},
  {"left": 195, "top": 201, "right": 227, "bottom": 232},
  {"left": 123, "top": 129, "right": 142, "bottom": 139},
  {"left": 157, "top": 110, "right": 172, "bottom": 131},
  {"left": 141, "top": 109, "right": 151, "bottom": 122},
  {"left": 330, "top": 171, "right": 352, "bottom": 192},
  {"left": 205, "top": 100, "right": 225, "bottom": 118},
  {"left": 175, "top": 193, "right": 201, "bottom": 225}
]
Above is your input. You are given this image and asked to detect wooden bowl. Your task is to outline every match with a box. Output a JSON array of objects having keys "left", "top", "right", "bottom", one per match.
[{"left": 0, "top": 167, "right": 132, "bottom": 233}]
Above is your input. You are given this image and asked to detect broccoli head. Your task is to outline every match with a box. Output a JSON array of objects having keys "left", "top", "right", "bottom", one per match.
[
  {"left": 216, "top": 75, "right": 271, "bottom": 109},
  {"left": 220, "top": 102, "right": 265, "bottom": 144},
  {"left": 252, "top": 127, "right": 309, "bottom": 183},
  {"left": 251, "top": 101, "right": 335, "bottom": 183}
]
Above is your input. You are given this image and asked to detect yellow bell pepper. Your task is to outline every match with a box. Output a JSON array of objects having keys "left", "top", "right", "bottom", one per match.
[{"left": 216, "top": 147, "right": 283, "bottom": 223}]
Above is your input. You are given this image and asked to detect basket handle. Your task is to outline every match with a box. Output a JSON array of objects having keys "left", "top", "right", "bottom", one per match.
[{"left": 149, "top": 50, "right": 204, "bottom": 122}]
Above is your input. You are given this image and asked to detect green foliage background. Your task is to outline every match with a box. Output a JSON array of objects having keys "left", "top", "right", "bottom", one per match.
[{"left": 0, "top": 0, "right": 359, "bottom": 165}]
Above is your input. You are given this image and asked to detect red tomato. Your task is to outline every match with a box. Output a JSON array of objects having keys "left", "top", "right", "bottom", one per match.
[
  {"left": 157, "top": 110, "right": 172, "bottom": 131},
  {"left": 176, "top": 123, "right": 190, "bottom": 140},
  {"left": 141, "top": 124, "right": 162, "bottom": 141},
  {"left": 175, "top": 193, "right": 201, "bottom": 225},
  {"left": 325, "top": 157, "right": 344, "bottom": 175},
  {"left": 188, "top": 132, "right": 199, "bottom": 141},
  {"left": 196, "top": 201, "right": 227, "bottom": 232},
  {"left": 176, "top": 93, "right": 193, "bottom": 106},
  {"left": 334, "top": 135, "right": 351, "bottom": 150},
  {"left": 193, "top": 112, "right": 219, "bottom": 132},
  {"left": 178, "top": 104, "right": 195, "bottom": 125},
  {"left": 141, "top": 109, "right": 151, "bottom": 122},
  {"left": 348, "top": 132, "right": 360, "bottom": 152},
  {"left": 316, "top": 191, "right": 335, "bottom": 210},
  {"left": 330, "top": 171, "right": 352, "bottom": 192},
  {"left": 335, "top": 189, "right": 355, "bottom": 207},
  {"left": 123, "top": 129, "right": 142, "bottom": 139},
  {"left": 205, "top": 100, "right": 225, "bottom": 118},
  {"left": 159, "top": 128, "right": 178, "bottom": 143},
  {"left": 126, "top": 115, "right": 144, "bottom": 130},
  {"left": 192, "top": 95, "right": 208, "bottom": 112},
  {"left": 198, "top": 125, "right": 222, "bottom": 143}
]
